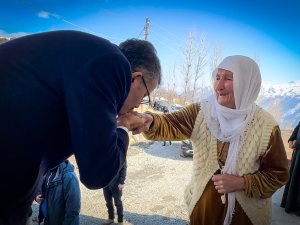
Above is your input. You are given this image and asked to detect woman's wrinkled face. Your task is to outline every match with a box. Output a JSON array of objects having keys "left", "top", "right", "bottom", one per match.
[{"left": 214, "top": 68, "right": 235, "bottom": 109}]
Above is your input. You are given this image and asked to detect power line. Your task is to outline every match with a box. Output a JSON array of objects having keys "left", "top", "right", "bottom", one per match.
[
  {"left": 137, "top": 26, "right": 144, "bottom": 39},
  {"left": 150, "top": 28, "right": 183, "bottom": 53},
  {"left": 19, "top": 0, "right": 124, "bottom": 42},
  {"left": 151, "top": 21, "right": 187, "bottom": 46},
  {"left": 150, "top": 32, "right": 182, "bottom": 55}
]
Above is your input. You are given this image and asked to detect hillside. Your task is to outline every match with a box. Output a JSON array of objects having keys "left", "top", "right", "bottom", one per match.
[{"left": 258, "top": 81, "right": 300, "bottom": 129}]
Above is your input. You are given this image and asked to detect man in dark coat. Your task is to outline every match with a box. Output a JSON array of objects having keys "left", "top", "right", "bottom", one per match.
[{"left": 0, "top": 30, "right": 161, "bottom": 225}]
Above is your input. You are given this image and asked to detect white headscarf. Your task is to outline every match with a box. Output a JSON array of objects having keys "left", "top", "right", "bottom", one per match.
[{"left": 201, "top": 55, "right": 261, "bottom": 225}]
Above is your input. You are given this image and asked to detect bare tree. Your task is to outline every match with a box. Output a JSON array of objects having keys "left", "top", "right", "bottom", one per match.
[
  {"left": 191, "top": 34, "right": 207, "bottom": 102},
  {"left": 170, "top": 64, "right": 177, "bottom": 103},
  {"left": 209, "top": 43, "right": 223, "bottom": 83},
  {"left": 182, "top": 32, "right": 195, "bottom": 106},
  {"left": 151, "top": 88, "right": 163, "bottom": 102},
  {"left": 164, "top": 65, "right": 177, "bottom": 103}
]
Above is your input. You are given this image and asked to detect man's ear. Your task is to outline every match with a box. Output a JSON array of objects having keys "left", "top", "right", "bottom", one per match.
[{"left": 131, "top": 71, "right": 142, "bottom": 83}]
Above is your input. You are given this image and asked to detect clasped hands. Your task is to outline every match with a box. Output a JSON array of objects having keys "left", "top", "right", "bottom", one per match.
[{"left": 117, "top": 111, "right": 153, "bottom": 134}]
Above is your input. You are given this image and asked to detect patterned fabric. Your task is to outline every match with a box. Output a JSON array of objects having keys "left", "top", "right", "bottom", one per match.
[
  {"left": 144, "top": 103, "right": 288, "bottom": 225},
  {"left": 185, "top": 107, "right": 277, "bottom": 225}
]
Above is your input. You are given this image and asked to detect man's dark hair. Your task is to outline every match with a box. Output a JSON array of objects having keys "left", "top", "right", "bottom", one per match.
[{"left": 119, "top": 39, "right": 161, "bottom": 85}]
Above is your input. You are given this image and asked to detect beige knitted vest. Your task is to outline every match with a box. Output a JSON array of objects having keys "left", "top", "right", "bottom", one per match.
[{"left": 184, "top": 107, "right": 277, "bottom": 225}]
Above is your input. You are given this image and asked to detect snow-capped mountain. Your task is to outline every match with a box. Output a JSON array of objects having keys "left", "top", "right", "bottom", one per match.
[
  {"left": 258, "top": 81, "right": 300, "bottom": 130},
  {"left": 261, "top": 81, "right": 300, "bottom": 97},
  {"left": 198, "top": 81, "right": 300, "bottom": 129}
]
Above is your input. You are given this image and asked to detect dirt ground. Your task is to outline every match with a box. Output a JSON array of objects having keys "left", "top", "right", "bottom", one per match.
[
  {"left": 30, "top": 128, "right": 293, "bottom": 225},
  {"left": 31, "top": 137, "right": 192, "bottom": 225}
]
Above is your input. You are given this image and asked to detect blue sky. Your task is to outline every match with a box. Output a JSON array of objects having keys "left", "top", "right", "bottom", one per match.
[{"left": 1, "top": 0, "right": 299, "bottom": 87}]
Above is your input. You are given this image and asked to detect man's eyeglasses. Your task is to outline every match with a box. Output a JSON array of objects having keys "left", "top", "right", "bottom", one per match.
[{"left": 140, "top": 76, "right": 151, "bottom": 105}]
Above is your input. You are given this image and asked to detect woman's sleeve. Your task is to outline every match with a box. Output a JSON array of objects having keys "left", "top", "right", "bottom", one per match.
[
  {"left": 244, "top": 126, "right": 289, "bottom": 198},
  {"left": 143, "top": 103, "right": 200, "bottom": 141}
]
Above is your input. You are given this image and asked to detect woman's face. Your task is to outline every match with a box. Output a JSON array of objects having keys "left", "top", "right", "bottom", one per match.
[{"left": 214, "top": 68, "right": 235, "bottom": 109}]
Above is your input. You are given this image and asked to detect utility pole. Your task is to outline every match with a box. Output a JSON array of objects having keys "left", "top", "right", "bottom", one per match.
[{"left": 144, "top": 18, "right": 150, "bottom": 40}]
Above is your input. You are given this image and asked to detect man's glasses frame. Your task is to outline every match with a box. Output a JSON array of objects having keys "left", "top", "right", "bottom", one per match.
[{"left": 140, "top": 76, "right": 151, "bottom": 105}]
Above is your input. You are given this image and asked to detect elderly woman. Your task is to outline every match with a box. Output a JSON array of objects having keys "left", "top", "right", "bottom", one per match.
[{"left": 122, "top": 55, "right": 289, "bottom": 225}]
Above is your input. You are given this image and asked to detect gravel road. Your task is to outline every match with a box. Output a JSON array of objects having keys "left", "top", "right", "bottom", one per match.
[{"left": 31, "top": 135, "right": 192, "bottom": 225}]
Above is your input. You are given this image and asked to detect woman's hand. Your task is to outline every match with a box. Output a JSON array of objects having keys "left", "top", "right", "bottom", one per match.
[
  {"left": 212, "top": 173, "right": 245, "bottom": 194},
  {"left": 118, "top": 112, "right": 153, "bottom": 134},
  {"left": 131, "top": 112, "right": 153, "bottom": 134}
]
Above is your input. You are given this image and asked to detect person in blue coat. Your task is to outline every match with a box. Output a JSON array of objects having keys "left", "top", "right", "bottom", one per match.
[
  {"left": 0, "top": 30, "right": 161, "bottom": 225},
  {"left": 35, "top": 160, "right": 80, "bottom": 225}
]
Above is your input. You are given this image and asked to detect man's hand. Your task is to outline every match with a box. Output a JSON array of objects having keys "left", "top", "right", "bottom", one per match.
[
  {"left": 118, "top": 112, "right": 153, "bottom": 134},
  {"left": 289, "top": 140, "right": 296, "bottom": 149},
  {"left": 118, "top": 183, "right": 125, "bottom": 190}
]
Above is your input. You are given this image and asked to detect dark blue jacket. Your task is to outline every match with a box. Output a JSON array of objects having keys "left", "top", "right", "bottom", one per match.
[
  {"left": 107, "top": 161, "right": 127, "bottom": 189},
  {"left": 0, "top": 30, "right": 131, "bottom": 222},
  {"left": 289, "top": 121, "right": 300, "bottom": 142},
  {"left": 38, "top": 160, "right": 80, "bottom": 225}
]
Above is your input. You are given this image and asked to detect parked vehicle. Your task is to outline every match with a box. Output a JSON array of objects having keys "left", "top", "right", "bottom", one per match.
[
  {"left": 169, "top": 103, "right": 184, "bottom": 112},
  {"left": 152, "top": 100, "right": 169, "bottom": 112},
  {"left": 180, "top": 140, "right": 193, "bottom": 158}
]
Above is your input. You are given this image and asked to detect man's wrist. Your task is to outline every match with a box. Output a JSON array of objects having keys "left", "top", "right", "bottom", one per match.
[{"left": 117, "top": 126, "right": 129, "bottom": 134}]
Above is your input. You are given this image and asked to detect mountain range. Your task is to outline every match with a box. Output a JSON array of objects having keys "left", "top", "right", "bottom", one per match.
[{"left": 258, "top": 81, "right": 300, "bottom": 130}]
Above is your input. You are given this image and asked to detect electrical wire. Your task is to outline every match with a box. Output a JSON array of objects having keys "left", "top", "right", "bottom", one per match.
[{"left": 19, "top": 0, "right": 124, "bottom": 42}]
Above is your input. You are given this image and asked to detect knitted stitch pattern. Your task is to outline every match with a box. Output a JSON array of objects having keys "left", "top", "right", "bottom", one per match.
[
  {"left": 184, "top": 110, "right": 219, "bottom": 216},
  {"left": 184, "top": 107, "right": 277, "bottom": 225},
  {"left": 235, "top": 107, "right": 277, "bottom": 225}
]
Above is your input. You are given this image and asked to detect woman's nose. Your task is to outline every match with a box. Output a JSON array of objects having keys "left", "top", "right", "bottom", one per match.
[{"left": 215, "top": 79, "right": 224, "bottom": 90}]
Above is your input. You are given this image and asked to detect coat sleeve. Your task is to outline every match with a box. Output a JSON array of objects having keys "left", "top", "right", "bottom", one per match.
[
  {"left": 288, "top": 121, "right": 300, "bottom": 142},
  {"left": 243, "top": 126, "right": 289, "bottom": 198},
  {"left": 118, "top": 161, "right": 127, "bottom": 184},
  {"left": 62, "top": 172, "right": 81, "bottom": 225},
  {"left": 65, "top": 53, "right": 131, "bottom": 189}
]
